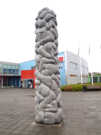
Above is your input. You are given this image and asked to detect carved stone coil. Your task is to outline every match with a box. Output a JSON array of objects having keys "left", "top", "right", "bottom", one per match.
[{"left": 35, "top": 8, "right": 63, "bottom": 124}]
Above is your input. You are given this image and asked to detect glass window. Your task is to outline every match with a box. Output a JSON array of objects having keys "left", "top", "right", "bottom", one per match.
[
  {"left": 0, "top": 68, "right": 2, "bottom": 73},
  {"left": 8, "top": 65, "right": 11, "bottom": 69},
  {"left": 3, "top": 68, "right": 8, "bottom": 74},
  {"left": 70, "top": 61, "right": 78, "bottom": 70},
  {"left": 16, "top": 69, "right": 19, "bottom": 74},
  {"left": 13, "top": 65, "right": 16, "bottom": 69},
  {"left": 100, "top": 77, "right": 101, "bottom": 82},
  {"left": 8, "top": 69, "right": 13, "bottom": 74},
  {"left": 3, "top": 65, "right": 7, "bottom": 68},
  {"left": 93, "top": 77, "right": 98, "bottom": 83},
  {"left": 10, "top": 65, "right": 13, "bottom": 69}
]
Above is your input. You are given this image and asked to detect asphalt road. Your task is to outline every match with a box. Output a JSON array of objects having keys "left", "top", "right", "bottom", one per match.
[{"left": 0, "top": 89, "right": 101, "bottom": 135}]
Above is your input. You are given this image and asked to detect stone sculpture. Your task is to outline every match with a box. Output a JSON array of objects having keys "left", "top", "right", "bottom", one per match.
[{"left": 35, "top": 8, "right": 63, "bottom": 124}]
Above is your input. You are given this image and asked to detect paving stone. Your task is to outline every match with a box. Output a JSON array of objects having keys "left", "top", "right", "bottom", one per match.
[{"left": 0, "top": 89, "right": 101, "bottom": 135}]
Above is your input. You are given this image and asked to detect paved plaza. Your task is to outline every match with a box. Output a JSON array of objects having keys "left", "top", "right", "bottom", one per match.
[{"left": 0, "top": 89, "right": 101, "bottom": 135}]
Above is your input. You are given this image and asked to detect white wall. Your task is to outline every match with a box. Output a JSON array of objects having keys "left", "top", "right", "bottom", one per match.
[{"left": 65, "top": 51, "right": 88, "bottom": 84}]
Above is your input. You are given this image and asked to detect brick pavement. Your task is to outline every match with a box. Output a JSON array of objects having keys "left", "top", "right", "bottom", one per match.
[{"left": 0, "top": 89, "right": 101, "bottom": 135}]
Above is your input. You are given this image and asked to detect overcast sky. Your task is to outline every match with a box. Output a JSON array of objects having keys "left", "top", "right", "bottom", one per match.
[{"left": 0, "top": 0, "right": 101, "bottom": 72}]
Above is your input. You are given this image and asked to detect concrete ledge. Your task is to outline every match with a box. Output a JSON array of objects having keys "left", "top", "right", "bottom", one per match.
[{"left": 83, "top": 85, "right": 101, "bottom": 91}]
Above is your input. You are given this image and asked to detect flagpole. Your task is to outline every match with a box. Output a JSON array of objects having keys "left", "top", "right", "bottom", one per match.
[
  {"left": 91, "top": 72, "right": 93, "bottom": 85},
  {"left": 78, "top": 41, "right": 83, "bottom": 84},
  {"left": 89, "top": 45, "right": 93, "bottom": 85},
  {"left": 80, "top": 57, "right": 83, "bottom": 84}
]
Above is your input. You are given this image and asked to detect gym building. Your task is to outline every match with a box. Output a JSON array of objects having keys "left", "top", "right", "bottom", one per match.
[{"left": 0, "top": 51, "right": 88, "bottom": 88}]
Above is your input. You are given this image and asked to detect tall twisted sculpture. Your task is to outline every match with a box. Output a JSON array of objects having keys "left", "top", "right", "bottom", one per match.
[{"left": 35, "top": 8, "right": 63, "bottom": 124}]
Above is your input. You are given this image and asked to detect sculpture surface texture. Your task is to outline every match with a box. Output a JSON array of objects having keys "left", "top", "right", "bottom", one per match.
[{"left": 35, "top": 8, "right": 63, "bottom": 124}]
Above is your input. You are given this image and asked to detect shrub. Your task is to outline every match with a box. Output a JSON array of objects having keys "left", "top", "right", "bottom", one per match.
[
  {"left": 61, "top": 83, "right": 101, "bottom": 91},
  {"left": 61, "top": 84, "right": 83, "bottom": 91},
  {"left": 71, "top": 84, "right": 82, "bottom": 91}
]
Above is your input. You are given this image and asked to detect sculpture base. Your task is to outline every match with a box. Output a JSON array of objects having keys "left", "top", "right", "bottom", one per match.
[{"left": 32, "top": 121, "right": 64, "bottom": 127}]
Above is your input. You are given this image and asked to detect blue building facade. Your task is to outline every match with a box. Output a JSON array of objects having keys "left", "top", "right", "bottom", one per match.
[
  {"left": 19, "top": 52, "right": 67, "bottom": 86},
  {"left": 58, "top": 52, "right": 67, "bottom": 86},
  {"left": 20, "top": 60, "right": 36, "bottom": 71}
]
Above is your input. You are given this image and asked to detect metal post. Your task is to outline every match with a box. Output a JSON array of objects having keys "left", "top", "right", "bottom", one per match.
[
  {"left": 91, "top": 72, "right": 93, "bottom": 85},
  {"left": 0, "top": 76, "right": 1, "bottom": 88},
  {"left": 88, "top": 45, "right": 93, "bottom": 85},
  {"left": 2, "top": 76, "right": 3, "bottom": 88},
  {"left": 78, "top": 41, "right": 83, "bottom": 84},
  {"left": 7, "top": 76, "right": 8, "bottom": 88},
  {"left": 80, "top": 57, "right": 83, "bottom": 84}
]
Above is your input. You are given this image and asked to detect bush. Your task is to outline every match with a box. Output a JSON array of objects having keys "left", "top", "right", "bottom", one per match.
[
  {"left": 61, "top": 83, "right": 101, "bottom": 92},
  {"left": 61, "top": 84, "right": 83, "bottom": 91}
]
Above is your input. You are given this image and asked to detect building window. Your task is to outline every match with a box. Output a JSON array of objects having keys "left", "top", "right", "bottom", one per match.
[
  {"left": 3, "top": 68, "right": 8, "bottom": 74},
  {"left": 93, "top": 77, "right": 98, "bottom": 83},
  {"left": 70, "top": 61, "right": 78, "bottom": 70},
  {"left": 31, "top": 66, "right": 34, "bottom": 69},
  {"left": 100, "top": 77, "right": 101, "bottom": 82},
  {"left": 59, "top": 63, "right": 63, "bottom": 69}
]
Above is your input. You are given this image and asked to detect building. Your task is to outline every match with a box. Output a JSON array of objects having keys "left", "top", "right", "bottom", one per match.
[
  {"left": 0, "top": 51, "right": 88, "bottom": 88},
  {"left": 0, "top": 61, "right": 20, "bottom": 88},
  {"left": 19, "top": 51, "right": 88, "bottom": 88},
  {"left": 20, "top": 60, "right": 36, "bottom": 88},
  {"left": 64, "top": 51, "right": 88, "bottom": 84},
  {"left": 88, "top": 72, "right": 101, "bottom": 83}
]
